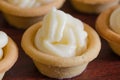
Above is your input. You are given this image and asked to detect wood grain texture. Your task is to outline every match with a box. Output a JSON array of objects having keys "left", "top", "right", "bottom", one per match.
[{"left": 0, "top": 0, "right": 120, "bottom": 80}]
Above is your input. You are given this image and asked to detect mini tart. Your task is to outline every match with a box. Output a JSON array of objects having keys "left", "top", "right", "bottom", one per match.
[
  {"left": 21, "top": 22, "right": 101, "bottom": 79},
  {"left": 0, "top": 37, "right": 18, "bottom": 79},
  {"left": 70, "top": 0, "right": 119, "bottom": 14},
  {"left": 96, "top": 5, "right": 120, "bottom": 56},
  {"left": 0, "top": 0, "right": 65, "bottom": 29}
]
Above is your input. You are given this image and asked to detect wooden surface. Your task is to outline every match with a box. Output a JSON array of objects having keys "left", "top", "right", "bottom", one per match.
[{"left": 0, "top": 0, "right": 120, "bottom": 80}]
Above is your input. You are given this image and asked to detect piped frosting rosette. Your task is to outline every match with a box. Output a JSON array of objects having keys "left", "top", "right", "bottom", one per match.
[
  {"left": 110, "top": 6, "right": 120, "bottom": 34},
  {"left": 0, "top": 31, "right": 8, "bottom": 59},
  {"left": 6, "top": 0, "right": 53, "bottom": 8},
  {"left": 34, "top": 8, "right": 88, "bottom": 57}
]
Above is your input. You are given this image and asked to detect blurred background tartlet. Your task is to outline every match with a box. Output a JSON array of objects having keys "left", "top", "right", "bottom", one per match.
[
  {"left": 96, "top": 5, "right": 120, "bottom": 56},
  {"left": 70, "top": 0, "right": 119, "bottom": 14},
  {"left": 0, "top": 0, "right": 65, "bottom": 29}
]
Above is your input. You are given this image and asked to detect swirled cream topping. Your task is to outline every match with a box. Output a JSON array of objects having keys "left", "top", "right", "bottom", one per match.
[
  {"left": 0, "top": 31, "right": 8, "bottom": 59},
  {"left": 34, "top": 8, "right": 88, "bottom": 57},
  {"left": 110, "top": 7, "right": 120, "bottom": 34},
  {"left": 7, "top": 0, "right": 53, "bottom": 8}
]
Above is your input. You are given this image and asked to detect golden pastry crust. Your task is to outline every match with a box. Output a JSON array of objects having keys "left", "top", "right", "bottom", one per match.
[
  {"left": 0, "top": 37, "right": 18, "bottom": 79},
  {"left": 21, "top": 22, "right": 101, "bottom": 79},
  {"left": 70, "top": 0, "right": 119, "bottom": 13},
  {"left": 0, "top": 0, "right": 65, "bottom": 29},
  {"left": 96, "top": 5, "right": 120, "bottom": 56}
]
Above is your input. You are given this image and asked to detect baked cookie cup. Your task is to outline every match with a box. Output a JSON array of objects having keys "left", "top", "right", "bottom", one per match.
[
  {"left": 96, "top": 5, "right": 120, "bottom": 56},
  {"left": 70, "top": 0, "right": 119, "bottom": 14},
  {"left": 0, "top": 0, "right": 65, "bottom": 29},
  {"left": 0, "top": 37, "right": 18, "bottom": 79},
  {"left": 21, "top": 22, "right": 101, "bottom": 79}
]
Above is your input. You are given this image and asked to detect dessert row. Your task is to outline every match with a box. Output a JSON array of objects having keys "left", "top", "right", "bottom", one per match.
[{"left": 0, "top": 0, "right": 120, "bottom": 79}]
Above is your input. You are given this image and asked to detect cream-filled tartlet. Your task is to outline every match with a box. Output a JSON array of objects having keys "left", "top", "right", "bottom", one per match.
[
  {"left": 21, "top": 8, "right": 101, "bottom": 79},
  {"left": 96, "top": 5, "right": 120, "bottom": 56},
  {"left": 0, "top": 31, "right": 18, "bottom": 79},
  {"left": 70, "top": 0, "right": 119, "bottom": 14},
  {"left": 0, "top": 0, "right": 65, "bottom": 29}
]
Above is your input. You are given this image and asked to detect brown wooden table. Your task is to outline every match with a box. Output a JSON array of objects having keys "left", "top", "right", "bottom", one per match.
[{"left": 1, "top": 0, "right": 120, "bottom": 80}]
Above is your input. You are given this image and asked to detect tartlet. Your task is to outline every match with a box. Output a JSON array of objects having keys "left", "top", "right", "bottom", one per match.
[
  {"left": 21, "top": 21, "right": 101, "bottom": 79},
  {"left": 70, "top": 0, "right": 119, "bottom": 14},
  {"left": 96, "top": 5, "right": 120, "bottom": 56},
  {"left": 0, "top": 37, "right": 18, "bottom": 79},
  {"left": 0, "top": 0, "right": 65, "bottom": 29}
]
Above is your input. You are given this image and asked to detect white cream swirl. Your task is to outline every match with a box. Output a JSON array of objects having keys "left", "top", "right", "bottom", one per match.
[
  {"left": 34, "top": 8, "right": 88, "bottom": 57},
  {"left": 110, "top": 7, "right": 120, "bottom": 34},
  {"left": 7, "top": 0, "right": 53, "bottom": 8},
  {"left": 0, "top": 31, "right": 8, "bottom": 59}
]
